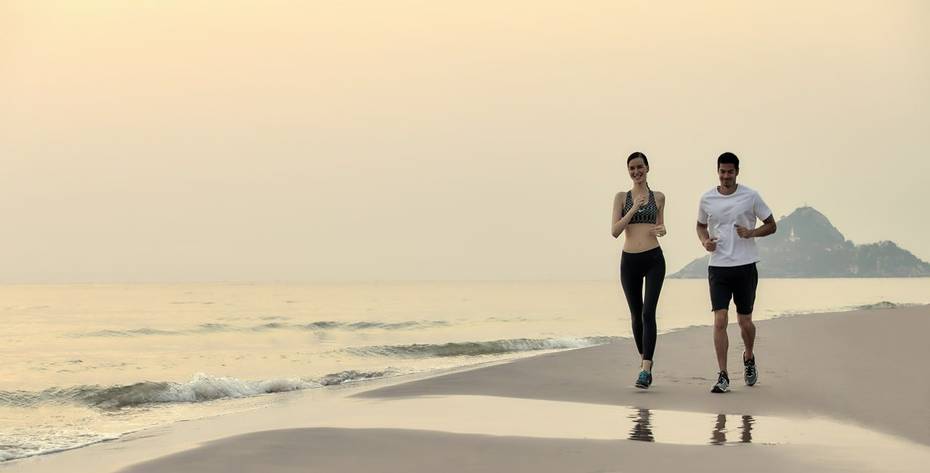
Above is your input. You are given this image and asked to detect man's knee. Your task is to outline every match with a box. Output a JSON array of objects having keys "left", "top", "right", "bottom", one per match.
[
  {"left": 713, "top": 310, "right": 728, "bottom": 330},
  {"left": 737, "top": 314, "right": 754, "bottom": 330}
]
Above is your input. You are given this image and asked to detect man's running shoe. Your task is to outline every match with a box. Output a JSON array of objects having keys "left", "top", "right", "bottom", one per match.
[
  {"left": 744, "top": 355, "right": 758, "bottom": 386},
  {"left": 711, "top": 371, "right": 730, "bottom": 393},
  {"left": 635, "top": 370, "right": 652, "bottom": 389}
]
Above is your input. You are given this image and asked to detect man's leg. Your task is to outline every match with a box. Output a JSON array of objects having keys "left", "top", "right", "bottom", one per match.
[
  {"left": 737, "top": 313, "right": 755, "bottom": 361},
  {"left": 733, "top": 264, "right": 759, "bottom": 386},
  {"left": 713, "top": 309, "right": 729, "bottom": 373},
  {"left": 708, "top": 267, "right": 732, "bottom": 392},
  {"left": 738, "top": 313, "right": 758, "bottom": 386}
]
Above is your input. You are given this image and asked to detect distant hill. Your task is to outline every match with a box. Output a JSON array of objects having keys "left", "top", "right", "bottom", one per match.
[{"left": 671, "top": 207, "right": 930, "bottom": 278}]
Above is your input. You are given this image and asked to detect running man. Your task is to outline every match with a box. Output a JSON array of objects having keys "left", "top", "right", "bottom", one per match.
[{"left": 696, "top": 152, "right": 776, "bottom": 393}]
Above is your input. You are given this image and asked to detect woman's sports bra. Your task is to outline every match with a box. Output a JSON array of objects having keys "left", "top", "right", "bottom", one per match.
[{"left": 622, "top": 189, "right": 658, "bottom": 224}]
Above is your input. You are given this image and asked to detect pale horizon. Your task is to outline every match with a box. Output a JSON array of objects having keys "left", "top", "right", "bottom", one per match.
[{"left": 3, "top": 1, "right": 929, "bottom": 283}]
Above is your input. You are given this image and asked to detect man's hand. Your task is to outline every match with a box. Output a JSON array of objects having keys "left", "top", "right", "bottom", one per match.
[
  {"left": 703, "top": 237, "right": 718, "bottom": 252},
  {"left": 735, "top": 225, "right": 754, "bottom": 239}
]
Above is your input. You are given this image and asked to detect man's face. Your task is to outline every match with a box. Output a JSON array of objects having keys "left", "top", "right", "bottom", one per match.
[{"left": 718, "top": 163, "right": 738, "bottom": 187}]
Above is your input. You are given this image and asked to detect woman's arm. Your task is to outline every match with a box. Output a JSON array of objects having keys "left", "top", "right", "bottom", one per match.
[
  {"left": 651, "top": 192, "right": 667, "bottom": 237},
  {"left": 611, "top": 192, "right": 636, "bottom": 238}
]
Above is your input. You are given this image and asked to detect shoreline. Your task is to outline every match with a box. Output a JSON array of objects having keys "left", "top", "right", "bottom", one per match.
[
  {"left": 358, "top": 305, "right": 930, "bottom": 445},
  {"left": 4, "top": 305, "right": 929, "bottom": 472}
]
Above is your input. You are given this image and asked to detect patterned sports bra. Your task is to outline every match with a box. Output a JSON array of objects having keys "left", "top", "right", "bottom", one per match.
[{"left": 622, "top": 189, "right": 658, "bottom": 224}]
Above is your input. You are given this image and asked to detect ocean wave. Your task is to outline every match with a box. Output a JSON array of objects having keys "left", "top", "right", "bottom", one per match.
[
  {"left": 0, "top": 430, "right": 121, "bottom": 463},
  {"left": 344, "top": 320, "right": 449, "bottom": 330},
  {"left": 0, "top": 370, "right": 394, "bottom": 410},
  {"left": 853, "top": 301, "right": 899, "bottom": 310},
  {"left": 72, "top": 319, "right": 449, "bottom": 338},
  {"left": 317, "top": 369, "right": 395, "bottom": 386},
  {"left": 346, "top": 336, "right": 616, "bottom": 358},
  {"left": 764, "top": 300, "right": 918, "bottom": 319},
  {"left": 77, "top": 328, "right": 181, "bottom": 337},
  {"left": 197, "top": 323, "right": 232, "bottom": 332}
]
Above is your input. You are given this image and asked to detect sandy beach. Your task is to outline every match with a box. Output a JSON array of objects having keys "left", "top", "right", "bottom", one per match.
[
  {"left": 9, "top": 2, "right": 930, "bottom": 471},
  {"left": 6, "top": 306, "right": 929, "bottom": 473}
]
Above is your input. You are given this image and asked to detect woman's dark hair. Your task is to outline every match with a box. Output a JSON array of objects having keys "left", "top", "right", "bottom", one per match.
[
  {"left": 627, "top": 151, "right": 649, "bottom": 167},
  {"left": 717, "top": 152, "right": 739, "bottom": 170}
]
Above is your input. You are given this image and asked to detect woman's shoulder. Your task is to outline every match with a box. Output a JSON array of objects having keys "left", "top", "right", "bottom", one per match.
[{"left": 652, "top": 190, "right": 666, "bottom": 201}]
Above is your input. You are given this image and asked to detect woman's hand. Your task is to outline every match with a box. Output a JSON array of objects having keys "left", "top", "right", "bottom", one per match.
[
  {"left": 650, "top": 224, "right": 667, "bottom": 237},
  {"left": 632, "top": 193, "right": 648, "bottom": 210}
]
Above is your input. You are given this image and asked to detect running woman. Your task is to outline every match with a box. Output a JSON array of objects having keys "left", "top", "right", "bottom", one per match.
[{"left": 612, "top": 152, "right": 667, "bottom": 389}]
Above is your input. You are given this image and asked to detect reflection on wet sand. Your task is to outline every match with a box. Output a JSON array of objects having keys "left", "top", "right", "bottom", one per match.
[
  {"left": 740, "top": 415, "right": 754, "bottom": 443},
  {"left": 629, "top": 409, "right": 755, "bottom": 445},
  {"left": 629, "top": 408, "right": 654, "bottom": 442},
  {"left": 710, "top": 414, "right": 727, "bottom": 445},
  {"left": 711, "top": 414, "right": 754, "bottom": 445}
]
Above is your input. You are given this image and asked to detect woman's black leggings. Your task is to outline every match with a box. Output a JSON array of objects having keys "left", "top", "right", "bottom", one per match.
[{"left": 619, "top": 247, "right": 666, "bottom": 361}]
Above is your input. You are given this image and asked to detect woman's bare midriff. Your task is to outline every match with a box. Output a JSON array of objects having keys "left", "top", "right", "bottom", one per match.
[{"left": 622, "top": 224, "right": 660, "bottom": 253}]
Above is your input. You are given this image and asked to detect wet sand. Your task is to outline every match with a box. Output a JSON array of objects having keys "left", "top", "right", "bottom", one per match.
[
  {"left": 358, "top": 305, "right": 930, "bottom": 445},
  {"left": 6, "top": 306, "right": 929, "bottom": 473},
  {"left": 118, "top": 428, "right": 888, "bottom": 473}
]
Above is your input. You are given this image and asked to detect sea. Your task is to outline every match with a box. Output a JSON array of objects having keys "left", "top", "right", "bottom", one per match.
[{"left": 2, "top": 279, "right": 929, "bottom": 462}]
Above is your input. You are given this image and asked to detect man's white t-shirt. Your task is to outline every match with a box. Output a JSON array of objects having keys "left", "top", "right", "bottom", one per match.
[{"left": 697, "top": 184, "right": 773, "bottom": 267}]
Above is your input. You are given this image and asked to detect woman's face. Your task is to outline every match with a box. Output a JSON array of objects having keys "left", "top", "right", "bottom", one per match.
[{"left": 628, "top": 158, "right": 648, "bottom": 184}]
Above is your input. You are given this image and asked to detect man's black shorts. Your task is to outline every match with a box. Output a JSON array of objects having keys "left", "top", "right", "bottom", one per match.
[{"left": 708, "top": 263, "right": 758, "bottom": 314}]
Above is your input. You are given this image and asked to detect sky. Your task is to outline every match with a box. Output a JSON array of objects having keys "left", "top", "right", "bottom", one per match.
[{"left": 2, "top": 1, "right": 929, "bottom": 282}]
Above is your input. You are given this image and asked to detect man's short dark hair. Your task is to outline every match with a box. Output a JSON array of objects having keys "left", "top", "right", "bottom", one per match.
[
  {"left": 627, "top": 151, "right": 649, "bottom": 167},
  {"left": 717, "top": 152, "right": 739, "bottom": 170}
]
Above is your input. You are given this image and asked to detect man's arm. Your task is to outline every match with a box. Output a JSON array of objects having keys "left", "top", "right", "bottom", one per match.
[
  {"left": 697, "top": 222, "right": 717, "bottom": 252},
  {"left": 736, "top": 215, "right": 777, "bottom": 239},
  {"left": 753, "top": 215, "right": 777, "bottom": 237}
]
